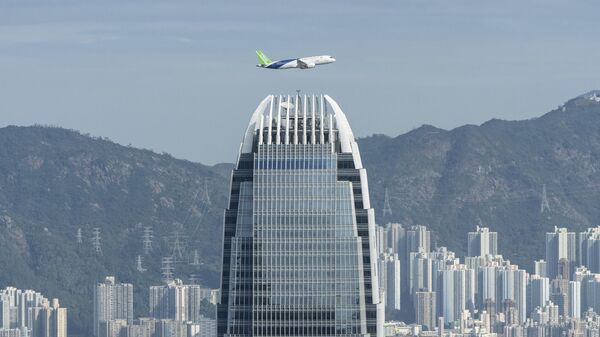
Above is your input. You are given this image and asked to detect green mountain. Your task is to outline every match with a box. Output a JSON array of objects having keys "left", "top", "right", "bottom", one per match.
[
  {"left": 361, "top": 91, "right": 600, "bottom": 264},
  {"left": 0, "top": 126, "right": 230, "bottom": 335},
  {"left": 1, "top": 91, "right": 600, "bottom": 334}
]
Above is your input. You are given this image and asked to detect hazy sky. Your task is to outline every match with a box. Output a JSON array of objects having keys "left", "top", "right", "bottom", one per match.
[{"left": 1, "top": 1, "right": 599, "bottom": 164}]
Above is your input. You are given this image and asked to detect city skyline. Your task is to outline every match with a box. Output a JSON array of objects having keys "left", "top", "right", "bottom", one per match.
[{"left": 2, "top": 2, "right": 600, "bottom": 337}]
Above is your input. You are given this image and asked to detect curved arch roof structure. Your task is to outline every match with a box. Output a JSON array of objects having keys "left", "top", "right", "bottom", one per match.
[{"left": 240, "top": 94, "right": 357, "bottom": 155}]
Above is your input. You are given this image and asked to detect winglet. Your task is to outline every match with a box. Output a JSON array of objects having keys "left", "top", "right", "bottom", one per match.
[{"left": 256, "top": 50, "right": 272, "bottom": 66}]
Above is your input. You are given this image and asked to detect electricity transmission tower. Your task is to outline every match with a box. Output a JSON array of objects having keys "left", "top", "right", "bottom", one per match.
[
  {"left": 201, "top": 177, "right": 211, "bottom": 205},
  {"left": 540, "top": 184, "right": 551, "bottom": 214},
  {"left": 190, "top": 249, "right": 201, "bottom": 266},
  {"left": 161, "top": 257, "right": 174, "bottom": 283},
  {"left": 383, "top": 187, "right": 393, "bottom": 218},
  {"left": 170, "top": 226, "right": 186, "bottom": 263},
  {"left": 142, "top": 226, "right": 154, "bottom": 255},
  {"left": 189, "top": 274, "right": 199, "bottom": 285},
  {"left": 136, "top": 255, "right": 146, "bottom": 272},
  {"left": 76, "top": 228, "right": 83, "bottom": 244},
  {"left": 91, "top": 228, "right": 102, "bottom": 255}
]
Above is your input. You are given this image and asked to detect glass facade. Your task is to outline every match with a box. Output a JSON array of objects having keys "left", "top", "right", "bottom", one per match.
[{"left": 218, "top": 95, "right": 381, "bottom": 337}]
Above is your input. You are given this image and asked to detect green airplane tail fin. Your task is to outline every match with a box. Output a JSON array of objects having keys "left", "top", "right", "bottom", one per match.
[{"left": 256, "top": 50, "right": 272, "bottom": 65}]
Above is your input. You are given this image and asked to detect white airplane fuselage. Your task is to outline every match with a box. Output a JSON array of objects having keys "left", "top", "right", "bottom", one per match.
[{"left": 258, "top": 55, "right": 336, "bottom": 69}]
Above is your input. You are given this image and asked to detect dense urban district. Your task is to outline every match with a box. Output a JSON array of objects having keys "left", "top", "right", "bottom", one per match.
[{"left": 1, "top": 92, "right": 600, "bottom": 337}]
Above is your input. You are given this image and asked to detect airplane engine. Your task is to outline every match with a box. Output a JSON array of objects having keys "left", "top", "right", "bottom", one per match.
[{"left": 299, "top": 61, "right": 316, "bottom": 69}]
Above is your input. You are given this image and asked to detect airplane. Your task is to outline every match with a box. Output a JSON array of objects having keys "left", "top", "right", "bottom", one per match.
[{"left": 256, "top": 50, "right": 336, "bottom": 69}]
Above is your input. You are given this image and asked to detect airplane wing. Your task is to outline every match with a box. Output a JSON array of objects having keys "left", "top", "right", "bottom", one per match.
[{"left": 297, "top": 58, "right": 315, "bottom": 69}]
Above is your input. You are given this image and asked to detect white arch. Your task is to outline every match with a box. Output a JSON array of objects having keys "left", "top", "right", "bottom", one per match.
[
  {"left": 241, "top": 95, "right": 272, "bottom": 154},
  {"left": 324, "top": 95, "right": 355, "bottom": 153}
]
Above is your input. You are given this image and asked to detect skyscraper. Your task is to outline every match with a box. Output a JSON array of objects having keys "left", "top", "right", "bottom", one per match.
[
  {"left": 545, "top": 227, "right": 576, "bottom": 280},
  {"left": 218, "top": 95, "right": 382, "bottom": 337},
  {"left": 94, "top": 276, "right": 133, "bottom": 337},
  {"left": 467, "top": 226, "right": 498, "bottom": 257}
]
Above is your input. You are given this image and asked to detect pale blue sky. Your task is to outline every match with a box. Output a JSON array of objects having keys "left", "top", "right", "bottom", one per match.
[{"left": 1, "top": 1, "right": 599, "bottom": 164}]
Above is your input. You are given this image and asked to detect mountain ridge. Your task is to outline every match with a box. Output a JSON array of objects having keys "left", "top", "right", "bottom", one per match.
[{"left": 1, "top": 91, "right": 600, "bottom": 335}]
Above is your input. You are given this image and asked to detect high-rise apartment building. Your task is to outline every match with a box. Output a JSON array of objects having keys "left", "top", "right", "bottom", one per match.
[
  {"left": 467, "top": 226, "right": 498, "bottom": 257},
  {"left": 218, "top": 95, "right": 382, "bottom": 337},
  {"left": 0, "top": 297, "right": 9, "bottom": 330},
  {"left": 439, "top": 265, "right": 475, "bottom": 324},
  {"left": 35, "top": 299, "right": 67, "bottom": 337},
  {"left": 383, "top": 253, "right": 401, "bottom": 314},
  {"left": 568, "top": 281, "right": 581, "bottom": 319},
  {"left": 149, "top": 280, "right": 217, "bottom": 327},
  {"left": 414, "top": 291, "right": 436, "bottom": 331},
  {"left": 550, "top": 277, "right": 569, "bottom": 317},
  {"left": 498, "top": 267, "right": 527, "bottom": 324},
  {"left": 409, "top": 251, "right": 434, "bottom": 296},
  {"left": 583, "top": 274, "right": 600, "bottom": 314},
  {"left": 94, "top": 276, "right": 133, "bottom": 337},
  {"left": 527, "top": 274, "right": 549, "bottom": 315},
  {"left": 150, "top": 280, "right": 188, "bottom": 322},
  {"left": 545, "top": 227, "right": 576, "bottom": 280},
  {"left": 579, "top": 226, "right": 600, "bottom": 273},
  {"left": 0, "top": 287, "right": 63, "bottom": 337},
  {"left": 534, "top": 260, "right": 547, "bottom": 278}
]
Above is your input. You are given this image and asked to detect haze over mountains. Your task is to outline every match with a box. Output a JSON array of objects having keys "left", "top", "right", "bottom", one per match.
[{"left": 1, "top": 91, "right": 600, "bottom": 335}]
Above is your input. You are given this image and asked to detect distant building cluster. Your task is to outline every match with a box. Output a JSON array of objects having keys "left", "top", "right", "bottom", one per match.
[
  {"left": 377, "top": 224, "right": 600, "bottom": 337},
  {"left": 0, "top": 287, "right": 67, "bottom": 337},
  {"left": 94, "top": 276, "right": 219, "bottom": 337}
]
